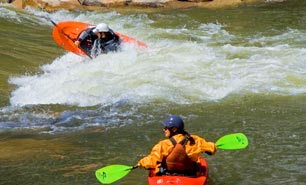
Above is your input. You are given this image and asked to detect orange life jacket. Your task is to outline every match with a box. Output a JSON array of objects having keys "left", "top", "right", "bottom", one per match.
[{"left": 164, "top": 135, "right": 196, "bottom": 174}]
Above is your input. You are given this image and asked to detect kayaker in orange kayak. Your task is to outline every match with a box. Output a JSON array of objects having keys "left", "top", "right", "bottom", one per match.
[
  {"left": 74, "top": 23, "right": 121, "bottom": 57},
  {"left": 137, "top": 115, "right": 217, "bottom": 176}
]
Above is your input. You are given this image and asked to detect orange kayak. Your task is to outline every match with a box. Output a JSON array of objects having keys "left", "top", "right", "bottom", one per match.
[
  {"left": 52, "top": 21, "right": 147, "bottom": 57},
  {"left": 148, "top": 157, "right": 208, "bottom": 185}
]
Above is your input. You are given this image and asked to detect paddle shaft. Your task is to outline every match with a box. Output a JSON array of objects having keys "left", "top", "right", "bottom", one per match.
[{"left": 50, "top": 20, "right": 93, "bottom": 59}]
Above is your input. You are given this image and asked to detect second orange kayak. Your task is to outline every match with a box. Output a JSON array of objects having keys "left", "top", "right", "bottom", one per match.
[{"left": 52, "top": 21, "right": 147, "bottom": 57}]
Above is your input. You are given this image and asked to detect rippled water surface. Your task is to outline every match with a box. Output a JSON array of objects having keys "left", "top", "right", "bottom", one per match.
[{"left": 1, "top": 1, "right": 306, "bottom": 184}]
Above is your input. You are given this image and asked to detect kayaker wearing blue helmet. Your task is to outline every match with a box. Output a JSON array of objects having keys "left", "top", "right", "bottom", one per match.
[{"left": 137, "top": 115, "right": 216, "bottom": 176}]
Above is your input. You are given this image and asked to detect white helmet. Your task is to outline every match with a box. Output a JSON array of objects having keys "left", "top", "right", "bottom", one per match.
[{"left": 93, "top": 23, "right": 110, "bottom": 33}]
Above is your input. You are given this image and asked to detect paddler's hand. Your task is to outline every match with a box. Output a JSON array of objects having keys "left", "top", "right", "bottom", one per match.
[
  {"left": 136, "top": 163, "right": 153, "bottom": 170},
  {"left": 74, "top": 40, "right": 80, "bottom": 47},
  {"left": 136, "top": 163, "right": 147, "bottom": 169},
  {"left": 136, "top": 163, "right": 142, "bottom": 168},
  {"left": 131, "top": 164, "right": 139, "bottom": 169},
  {"left": 205, "top": 143, "right": 217, "bottom": 155}
]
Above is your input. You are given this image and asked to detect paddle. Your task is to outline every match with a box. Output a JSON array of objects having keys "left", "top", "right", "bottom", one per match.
[
  {"left": 95, "top": 133, "right": 248, "bottom": 184},
  {"left": 95, "top": 164, "right": 138, "bottom": 184},
  {"left": 50, "top": 20, "right": 93, "bottom": 59},
  {"left": 216, "top": 133, "right": 248, "bottom": 150}
]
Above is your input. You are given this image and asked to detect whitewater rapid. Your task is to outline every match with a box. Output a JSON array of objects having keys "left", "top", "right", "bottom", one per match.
[{"left": 3, "top": 7, "right": 306, "bottom": 107}]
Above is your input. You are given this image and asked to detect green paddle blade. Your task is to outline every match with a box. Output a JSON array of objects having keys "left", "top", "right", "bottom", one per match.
[
  {"left": 95, "top": 164, "right": 133, "bottom": 184},
  {"left": 216, "top": 133, "right": 248, "bottom": 150}
]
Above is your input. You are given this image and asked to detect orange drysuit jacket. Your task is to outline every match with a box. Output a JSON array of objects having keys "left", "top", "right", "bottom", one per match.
[{"left": 138, "top": 134, "right": 216, "bottom": 173}]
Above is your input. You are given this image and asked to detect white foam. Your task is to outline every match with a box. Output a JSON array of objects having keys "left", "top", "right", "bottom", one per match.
[{"left": 7, "top": 9, "right": 306, "bottom": 107}]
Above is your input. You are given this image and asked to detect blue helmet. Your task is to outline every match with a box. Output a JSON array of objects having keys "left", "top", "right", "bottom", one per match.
[{"left": 162, "top": 115, "right": 184, "bottom": 130}]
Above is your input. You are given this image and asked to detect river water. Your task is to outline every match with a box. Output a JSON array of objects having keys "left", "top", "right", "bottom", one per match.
[{"left": 1, "top": 1, "right": 306, "bottom": 184}]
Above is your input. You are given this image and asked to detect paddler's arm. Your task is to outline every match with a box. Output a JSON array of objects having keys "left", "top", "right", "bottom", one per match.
[
  {"left": 204, "top": 142, "right": 217, "bottom": 155},
  {"left": 74, "top": 30, "right": 90, "bottom": 47},
  {"left": 202, "top": 141, "right": 217, "bottom": 155},
  {"left": 137, "top": 147, "right": 161, "bottom": 169},
  {"left": 137, "top": 141, "right": 169, "bottom": 169},
  {"left": 192, "top": 135, "right": 217, "bottom": 156}
]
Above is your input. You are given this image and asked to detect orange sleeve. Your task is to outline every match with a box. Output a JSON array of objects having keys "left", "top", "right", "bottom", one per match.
[
  {"left": 186, "top": 135, "right": 217, "bottom": 161},
  {"left": 138, "top": 140, "right": 173, "bottom": 169}
]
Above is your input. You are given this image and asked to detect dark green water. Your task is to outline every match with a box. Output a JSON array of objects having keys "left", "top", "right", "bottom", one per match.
[{"left": 1, "top": 1, "right": 306, "bottom": 184}]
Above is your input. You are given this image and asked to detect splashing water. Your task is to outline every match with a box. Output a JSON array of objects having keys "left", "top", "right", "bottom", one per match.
[{"left": 8, "top": 9, "right": 306, "bottom": 107}]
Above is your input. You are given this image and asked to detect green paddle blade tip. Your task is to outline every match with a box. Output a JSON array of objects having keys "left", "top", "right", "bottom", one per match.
[
  {"left": 96, "top": 164, "right": 133, "bottom": 184},
  {"left": 216, "top": 133, "right": 248, "bottom": 150}
]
